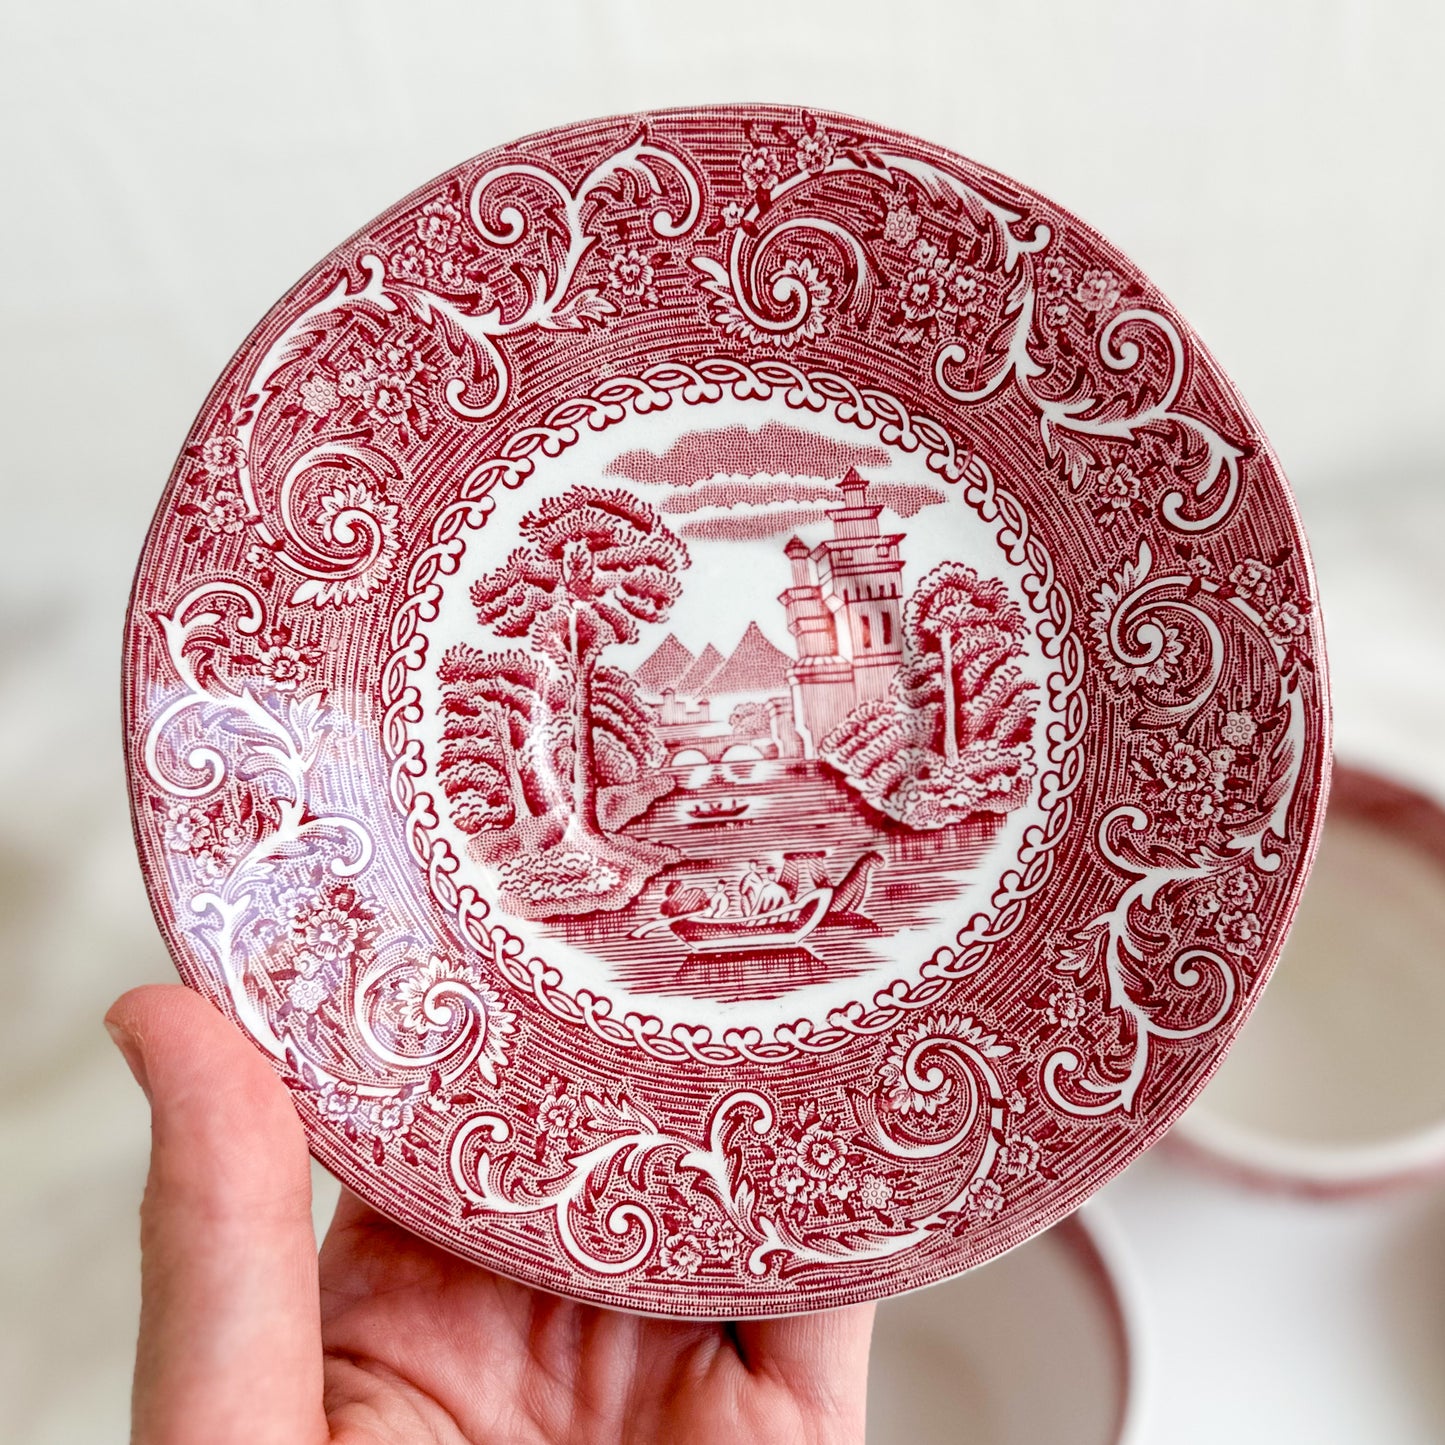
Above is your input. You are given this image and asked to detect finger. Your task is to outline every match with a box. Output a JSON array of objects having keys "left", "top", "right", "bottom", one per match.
[
  {"left": 732, "top": 1302, "right": 876, "bottom": 1399},
  {"left": 107, "top": 984, "right": 328, "bottom": 1445}
]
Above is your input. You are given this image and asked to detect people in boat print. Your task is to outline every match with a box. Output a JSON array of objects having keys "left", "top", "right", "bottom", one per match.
[
  {"left": 739, "top": 860, "right": 792, "bottom": 917},
  {"left": 644, "top": 849, "right": 884, "bottom": 943},
  {"left": 665, "top": 866, "right": 789, "bottom": 922}
]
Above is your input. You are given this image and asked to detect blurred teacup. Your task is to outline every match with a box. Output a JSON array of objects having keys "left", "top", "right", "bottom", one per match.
[
  {"left": 1174, "top": 764, "right": 1445, "bottom": 1193},
  {"left": 867, "top": 1205, "right": 1143, "bottom": 1445}
]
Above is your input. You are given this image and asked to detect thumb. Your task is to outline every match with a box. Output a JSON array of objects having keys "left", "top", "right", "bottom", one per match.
[{"left": 107, "top": 984, "right": 328, "bottom": 1445}]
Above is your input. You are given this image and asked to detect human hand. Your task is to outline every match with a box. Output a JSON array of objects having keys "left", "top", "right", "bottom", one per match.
[{"left": 106, "top": 985, "right": 875, "bottom": 1444}]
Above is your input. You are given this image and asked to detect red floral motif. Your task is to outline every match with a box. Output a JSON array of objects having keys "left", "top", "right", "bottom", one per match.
[
  {"left": 1216, "top": 867, "right": 1261, "bottom": 912},
  {"left": 739, "top": 130, "right": 783, "bottom": 193},
  {"left": 416, "top": 198, "right": 464, "bottom": 254},
  {"left": 229, "top": 624, "right": 322, "bottom": 695},
  {"left": 996, "top": 1131, "right": 1056, "bottom": 1183},
  {"left": 272, "top": 881, "right": 378, "bottom": 1040},
  {"left": 1177, "top": 547, "right": 1215, "bottom": 586},
  {"left": 199, "top": 433, "right": 246, "bottom": 477},
  {"left": 1182, "top": 864, "right": 1267, "bottom": 963},
  {"left": 1037, "top": 252, "right": 1074, "bottom": 300},
  {"left": 1264, "top": 599, "right": 1310, "bottom": 644},
  {"left": 298, "top": 374, "right": 340, "bottom": 417},
  {"left": 1042, "top": 299, "right": 1071, "bottom": 330},
  {"left": 177, "top": 485, "right": 251, "bottom": 553},
  {"left": 658, "top": 1198, "right": 747, "bottom": 1280},
  {"left": 1227, "top": 557, "right": 1274, "bottom": 602},
  {"left": 1173, "top": 787, "right": 1222, "bottom": 826},
  {"left": 963, "top": 1177, "right": 1006, "bottom": 1219},
  {"left": 763, "top": 1105, "right": 864, "bottom": 1221},
  {"left": 1074, "top": 266, "right": 1122, "bottom": 315},
  {"left": 319, "top": 1080, "right": 363, "bottom": 1127},
  {"left": 156, "top": 799, "right": 245, "bottom": 879},
  {"left": 793, "top": 122, "right": 837, "bottom": 176},
  {"left": 310, "top": 1073, "right": 446, "bottom": 1168},
  {"left": 882, "top": 189, "right": 921, "bottom": 248},
  {"left": 290, "top": 324, "right": 434, "bottom": 447},
  {"left": 1197, "top": 547, "right": 1314, "bottom": 669},
  {"left": 287, "top": 975, "right": 329, "bottom": 1015},
  {"left": 890, "top": 237, "right": 989, "bottom": 349},
  {"left": 294, "top": 901, "right": 362, "bottom": 970},
  {"left": 381, "top": 184, "right": 492, "bottom": 302},
  {"left": 365, "top": 1096, "right": 417, "bottom": 1144},
  {"left": 1091, "top": 462, "right": 1149, "bottom": 525},
  {"left": 240, "top": 539, "right": 282, "bottom": 590},
  {"left": 1216, "top": 909, "right": 1263, "bottom": 956},
  {"left": 339, "top": 340, "right": 429, "bottom": 441},
  {"left": 523, "top": 1078, "right": 583, "bottom": 1160},
  {"left": 392, "top": 243, "right": 490, "bottom": 298},
  {"left": 1139, "top": 738, "right": 1213, "bottom": 794},
  {"left": 1127, "top": 695, "right": 1287, "bottom": 841},
  {"left": 899, "top": 257, "right": 947, "bottom": 332},
  {"left": 181, "top": 406, "right": 255, "bottom": 488},
  {"left": 606, "top": 245, "right": 664, "bottom": 307},
  {"left": 1220, "top": 709, "right": 1258, "bottom": 748},
  {"left": 856, "top": 1173, "right": 896, "bottom": 1212},
  {"left": 1044, "top": 979, "right": 1088, "bottom": 1031},
  {"left": 1133, "top": 732, "right": 1233, "bottom": 832}
]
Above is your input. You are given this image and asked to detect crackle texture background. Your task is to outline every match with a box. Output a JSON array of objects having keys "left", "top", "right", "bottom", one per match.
[{"left": 2, "top": 2, "right": 1443, "bottom": 1441}]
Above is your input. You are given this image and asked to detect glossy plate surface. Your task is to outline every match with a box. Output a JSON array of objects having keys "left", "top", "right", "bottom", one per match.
[{"left": 124, "top": 105, "right": 1329, "bottom": 1315}]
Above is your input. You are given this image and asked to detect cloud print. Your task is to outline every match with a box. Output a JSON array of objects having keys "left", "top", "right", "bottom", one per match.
[
  {"left": 605, "top": 421, "right": 893, "bottom": 488},
  {"left": 678, "top": 508, "right": 837, "bottom": 542},
  {"left": 662, "top": 478, "right": 948, "bottom": 519}
]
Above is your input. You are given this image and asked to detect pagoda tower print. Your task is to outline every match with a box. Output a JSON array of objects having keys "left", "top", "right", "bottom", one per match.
[{"left": 779, "top": 468, "right": 906, "bottom": 755}]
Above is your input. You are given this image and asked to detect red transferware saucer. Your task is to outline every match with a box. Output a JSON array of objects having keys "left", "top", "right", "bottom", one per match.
[{"left": 124, "top": 105, "right": 1330, "bottom": 1316}]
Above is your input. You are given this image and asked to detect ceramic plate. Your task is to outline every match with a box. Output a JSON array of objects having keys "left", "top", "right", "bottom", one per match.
[{"left": 124, "top": 105, "right": 1330, "bottom": 1315}]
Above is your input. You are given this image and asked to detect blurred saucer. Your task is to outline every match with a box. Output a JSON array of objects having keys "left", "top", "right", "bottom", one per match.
[
  {"left": 867, "top": 1206, "right": 1143, "bottom": 1445},
  {"left": 1173, "top": 764, "right": 1445, "bottom": 1193}
]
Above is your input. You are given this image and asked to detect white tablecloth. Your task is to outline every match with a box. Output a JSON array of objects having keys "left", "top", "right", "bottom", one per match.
[{"left": 2, "top": 3, "right": 1442, "bottom": 1440}]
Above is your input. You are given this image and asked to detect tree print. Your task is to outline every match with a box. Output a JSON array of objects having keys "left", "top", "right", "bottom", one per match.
[
  {"left": 437, "top": 486, "right": 688, "bottom": 919},
  {"left": 896, "top": 564, "right": 1036, "bottom": 765},
  {"left": 728, "top": 700, "right": 773, "bottom": 740},
  {"left": 820, "top": 563, "right": 1039, "bottom": 828},
  {"left": 469, "top": 486, "right": 687, "bottom": 835},
  {"left": 436, "top": 647, "right": 558, "bottom": 832}
]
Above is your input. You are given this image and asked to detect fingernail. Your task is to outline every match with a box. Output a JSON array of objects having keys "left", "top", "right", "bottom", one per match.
[{"left": 105, "top": 1019, "right": 152, "bottom": 1101}]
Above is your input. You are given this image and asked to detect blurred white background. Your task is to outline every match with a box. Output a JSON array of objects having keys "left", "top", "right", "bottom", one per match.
[{"left": 1, "top": 2, "right": 1442, "bottom": 1440}]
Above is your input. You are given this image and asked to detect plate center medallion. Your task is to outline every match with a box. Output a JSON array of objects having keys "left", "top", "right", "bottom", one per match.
[{"left": 411, "top": 394, "right": 1059, "bottom": 1039}]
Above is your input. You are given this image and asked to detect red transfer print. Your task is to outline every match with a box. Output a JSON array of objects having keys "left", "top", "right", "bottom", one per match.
[{"left": 124, "top": 106, "right": 1329, "bottom": 1316}]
